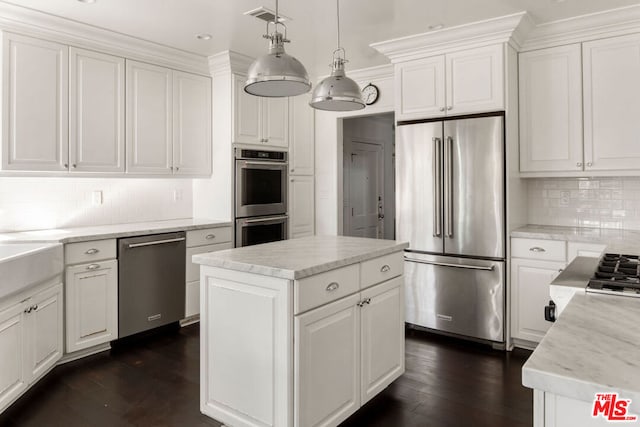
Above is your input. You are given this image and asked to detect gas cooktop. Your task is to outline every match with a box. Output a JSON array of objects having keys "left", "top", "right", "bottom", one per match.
[{"left": 587, "top": 253, "right": 640, "bottom": 297}]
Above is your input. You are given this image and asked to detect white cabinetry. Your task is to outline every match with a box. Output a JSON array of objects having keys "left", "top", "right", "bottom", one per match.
[
  {"left": 2, "top": 33, "right": 68, "bottom": 171},
  {"left": 233, "top": 74, "right": 288, "bottom": 148},
  {"left": 395, "top": 44, "right": 504, "bottom": 121},
  {"left": 519, "top": 45, "right": 584, "bottom": 173},
  {"left": 289, "top": 175, "right": 315, "bottom": 239},
  {"left": 511, "top": 238, "right": 566, "bottom": 346},
  {"left": 583, "top": 33, "right": 640, "bottom": 171},
  {"left": 567, "top": 242, "right": 606, "bottom": 263},
  {"left": 0, "top": 280, "right": 63, "bottom": 413},
  {"left": 184, "top": 226, "right": 232, "bottom": 319},
  {"left": 289, "top": 95, "right": 314, "bottom": 176},
  {"left": 64, "top": 239, "right": 118, "bottom": 353},
  {"left": 69, "top": 48, "right": 125, "bottom": 172}
]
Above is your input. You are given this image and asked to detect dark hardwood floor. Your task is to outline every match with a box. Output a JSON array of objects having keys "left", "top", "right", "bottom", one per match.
[{"left": 0, "top": 324, "right": 532, "bottom": 427}]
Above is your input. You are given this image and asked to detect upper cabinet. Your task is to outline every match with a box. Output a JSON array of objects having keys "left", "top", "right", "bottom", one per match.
[
  {"left": 70, "top": 48, "right": 125, "bottom": 173},
  {"left": 289, "top": 95, "right": 314, "bottom": 175},
  {"left": 2, "top": 33, "right": 68, "bottom": 171},
  {"left": 1, "top": 32, "right": 211, "bottom": 176},
  {"left": 395, "top": 44, "right": 504, "bottom": 121},
  {"left": 232, "top": 74, "right": 288, "bottom": 148},
  {"left": 583, "top": 33, "right": 640, "bottom": 171},
  {"left": 519, "top": 44, "right": 583, "bottom": 173}
]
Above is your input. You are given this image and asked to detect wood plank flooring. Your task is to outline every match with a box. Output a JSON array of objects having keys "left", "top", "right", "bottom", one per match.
[{"left": 0, "top": 324, "right": 532, "bottom": 427}]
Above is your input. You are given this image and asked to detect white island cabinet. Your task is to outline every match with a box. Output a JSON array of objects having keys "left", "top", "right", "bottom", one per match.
[{"left": 193, "top": 236, "right": 408, "bottom": 427}]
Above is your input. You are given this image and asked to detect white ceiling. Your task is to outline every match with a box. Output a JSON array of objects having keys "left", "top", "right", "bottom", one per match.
[{"left": 3, "top": 0, "right": 640, "bottom": 75}]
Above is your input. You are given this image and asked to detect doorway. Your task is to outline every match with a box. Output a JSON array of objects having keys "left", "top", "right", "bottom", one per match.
[{"left": 342, "top": 113, "right": 395, "bottom": 239}]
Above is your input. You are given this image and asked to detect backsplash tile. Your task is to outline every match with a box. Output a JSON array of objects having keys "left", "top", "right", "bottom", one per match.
[
  {"left": 0, "top": 177, "right": 193, "bottom": 232},
  {"left": 528, "top": 178, "right": 640, "bottom": 230}
]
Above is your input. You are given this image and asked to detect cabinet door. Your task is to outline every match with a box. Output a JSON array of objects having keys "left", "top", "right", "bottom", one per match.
[
  {"left": 262, "top": 97, "right": 288, "bottom": 148},
  {"left": 395, "top": 56, "right": 446, "bottom": 121},
  {"left": 289, "top": 175, "right": 315, "bottom": 239},
  {"left": 519, "top": 45, "right": 584, "bottom": 173},
  {"left": 295, "top": 293, "right": 360, "bottom": 427},
  {"left": 583, "top": 34, "right": 640, "bottom": 171},
  {"left": 27, "top": 283, "right": 63, "bottom": 383},
  {"left": 126, "top": 60, "right": 173, "bottom": 174},
  {"left": 2, "top": 33, "right": 68, "bottom": 171},
  {"left": 0, "top": 302, "right": 27, "bottom": 413},
  {"left": 289, "top": 95, "right": 314, "bottom": 175},
  {"left": 173, "top": 71, "right": 212, "bottom": 175},
  {"left": 446, "top": 44, "right": 504, "bottom": 115},
  {"left": 65, "top": 260, "right": 118, "bottom": 353},
  {"left": 360, "top": 277, "right": 404, "bottom": 405},
  {"left": 233, "top": 74, "right": 261, "bottom": 144},
  {"left": 69, "top": 48, "right": 125, "bottom": 172},
  {"left": 511, "top": 258, "right": 565, "bottom": 343}
]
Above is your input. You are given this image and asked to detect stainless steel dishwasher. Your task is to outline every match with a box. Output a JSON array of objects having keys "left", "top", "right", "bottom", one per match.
[{"left": 118, "top": 231, "right": 186, "bottom": 338}]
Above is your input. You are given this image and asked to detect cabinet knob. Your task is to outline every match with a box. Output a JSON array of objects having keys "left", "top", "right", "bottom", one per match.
[
  {"left": 86, "top": 263, "right": 100, "bottom": 270},
  {"left": 85, "top": 248, "right": 99, "bottom": 255},
  {"left": 290, "top": 169, "right": 294, "bottom": 173},
  {"left": 576, "top": 162, "right": 583, "bottom": 167},
  {"left": 290, "top": 178, "right": 294, "bottom": 182},
  {"left": 64, "top": 163, "right": 69, "bottom": 168},
  {"left": 205, "top": 234, "right": 216, "bottom": 240},
  {"left": 439, "top": 107, "right": 445, "bottom": 112},
  {"left": 32, "top": 304, "right": 38, "bottom": 311},
  {"left": 586, "top": 162, "right": 593, "bottom": 167},
  {"left": 447, "top": 106, "right": 453, "bottom": 111},
  {"left": 326, "top": 282, "right": 340, "bottom": 292},
  {"left": 175, "top": 166, "right": 180, "bottom": 171}
]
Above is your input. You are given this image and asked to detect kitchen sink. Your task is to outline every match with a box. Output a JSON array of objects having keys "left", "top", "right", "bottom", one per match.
[{"left": 0, "top": 242, "right": 63, "bottom": 300}]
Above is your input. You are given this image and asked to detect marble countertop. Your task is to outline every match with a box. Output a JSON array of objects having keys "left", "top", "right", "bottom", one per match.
[
  {"left": 0, "top": 218, "right": 232, "bottom": 244},
  {"left": 522, "top": 293, "right": 640, "bottom": 413},
  {"left": 512, "top": 225, "right": 640, "bottom": 253},
  {"left": 193, "top": 235, "right": 409, "bottom": 279}
]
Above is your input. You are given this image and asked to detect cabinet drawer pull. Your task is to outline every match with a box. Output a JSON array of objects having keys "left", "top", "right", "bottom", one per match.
[
  {"left": 86, "top": 264, "right": 100, "bottom": 270},
  {"left": 357, "top": 298, "right": 372, "bottom": 307},
  {"left": 380, "top": 264, "right": 391, "bottom": 273},
  {"left": 326, "top": 282, "right": 339, "bottom": 292},
  {"left": 205, "top": 234, "right": 216, "bottom": 240},
  {"left": 85, "top": 248, "right": 99, "bottom": 255},
  {"left": 529, "top": 247, "right": 546, "bottom": 253}
]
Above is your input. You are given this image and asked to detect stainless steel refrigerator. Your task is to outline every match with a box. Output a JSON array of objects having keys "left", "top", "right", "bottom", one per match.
[{"left": 396, "top": 114, "right": 505, "bottom": 343}]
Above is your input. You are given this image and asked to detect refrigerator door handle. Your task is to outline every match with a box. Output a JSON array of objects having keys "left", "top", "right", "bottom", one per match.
[
  {"left": 432, "top": 137, "right": 442, "bottom": 237},
  {"left": 404, "top": 256, "right": 495, "bottom": 271},
  {"left": 444, "top": 136, "right": 454, "bottom": 238}
]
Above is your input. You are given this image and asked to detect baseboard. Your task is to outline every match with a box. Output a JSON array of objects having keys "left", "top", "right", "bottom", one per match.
[
  {"left": 58, "top": 343, "right": 111, "bottom": 364},
  {"left": 180, "top": 315, "right": 200, "bottom": 327}
]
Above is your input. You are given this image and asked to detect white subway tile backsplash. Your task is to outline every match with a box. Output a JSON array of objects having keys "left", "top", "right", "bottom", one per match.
[
  {"left": 0, "top": 177, "right": 193, "bottom": 232},
  {"left": 528, "top": 177, "right": 640, "bottom": 231}
]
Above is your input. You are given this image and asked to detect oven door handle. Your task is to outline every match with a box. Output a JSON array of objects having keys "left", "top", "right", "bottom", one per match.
[
  {"left": 242, "top": 215, "right": 289, "bottom": 224},
  {"left": 240, "top": 161, "right": 288, "bottom": 167}
]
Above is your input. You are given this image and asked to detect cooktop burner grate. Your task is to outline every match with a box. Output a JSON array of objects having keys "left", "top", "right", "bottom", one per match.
[{"left": 588, "top": 253, "right": 640, "bottom": 294}]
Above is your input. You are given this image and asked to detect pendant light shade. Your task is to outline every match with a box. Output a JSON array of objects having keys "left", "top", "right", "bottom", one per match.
[
  {"left": 244, "top": 0, "right": 311, "bottom": 97},
  {"left": 310, "top": 0, "right": 364, "bottom": 111}
]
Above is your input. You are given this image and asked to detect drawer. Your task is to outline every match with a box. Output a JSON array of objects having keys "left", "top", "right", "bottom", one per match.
[
  {"left": 186, "top": 242, "right": 233, "bottom": 282},
  {"left": 65, "top": 239, "right": 116, "bottom": 265},
  {"left": 186, "top": 226, "right": 232, "bottom": 247},
  {"left": 511, "top": 238, "right": 566, "bottom": 261},
  {"left": 360, "top": 252, "right": 403, "bottom": 289},
  {"left": 294, "top": 264, "right": 360, "bottom": 314}
]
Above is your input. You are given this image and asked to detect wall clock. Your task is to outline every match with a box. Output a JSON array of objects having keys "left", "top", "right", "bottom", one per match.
[{"left": 361, "top": 83, "right": 379, "bottom": 105}]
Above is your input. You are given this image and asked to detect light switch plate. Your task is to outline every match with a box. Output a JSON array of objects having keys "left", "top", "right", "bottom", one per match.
[{"left": 92, "top": 190, "right": 103, "bottom": 206}]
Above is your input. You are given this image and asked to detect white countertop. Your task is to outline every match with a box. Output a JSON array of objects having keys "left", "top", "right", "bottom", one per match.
[
  {"left": 0, "top": 218, "right": 231, "bottom": 244},
  {"left": 522, "top": 293, "right": 640, "bottom": 413},
  {"left": 193, "top": 235, "right": 409, "bottom": 279},
  {"left": 512, "top": 225, "right": 640, "bottom": 249}
]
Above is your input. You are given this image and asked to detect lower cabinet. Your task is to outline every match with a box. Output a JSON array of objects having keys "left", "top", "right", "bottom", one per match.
[
  {"left": 65, "top": 259, "right": 118, "bottom": 353},
  {"left": 511, "top": 258, "right": 565, "bottom": 343},
  {"left": 295, "top": 277, "right": 404, "bottom": 426},
  {"left": 0, "top": 281, "right": 63, "bottom": 413}
]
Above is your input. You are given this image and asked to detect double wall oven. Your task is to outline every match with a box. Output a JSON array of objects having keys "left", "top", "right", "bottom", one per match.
[{"left": 234, "top": 148, "right": 288, "bottom": 247}]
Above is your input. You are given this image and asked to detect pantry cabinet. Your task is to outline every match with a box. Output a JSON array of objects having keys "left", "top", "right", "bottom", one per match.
[
  {"left": 2, "top": 33, "right": 68, "bottom": 171},
  {"left": 289, "top": 175, "right": 315, "bottom": 239},
  {"left": 69, "top": 47, "right": 125, "bottom": 173},
  {"left": 289, "top": 95, "right": 314, "bottom": 175},
  {"left": 519, "top": 44, "right": 583, "bottom": 173},
  {"left": 395, "top": 44, "right": 504, "bottom": 121},
  {"left": 233, "top": 74, "right": 288, "bottom": 148}
]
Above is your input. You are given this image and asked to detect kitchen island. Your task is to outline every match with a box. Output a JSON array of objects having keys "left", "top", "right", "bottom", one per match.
[{"left": 193, "top": 236, "right": 409, "bottom": 427}]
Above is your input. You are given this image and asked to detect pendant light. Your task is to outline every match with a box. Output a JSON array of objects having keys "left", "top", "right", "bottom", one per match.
[
  {"left": 244, "top": 0, "right": 311, "bottom": 97},
  {"left": 310, "top": 0, "right": 365, "bottom": 111}
]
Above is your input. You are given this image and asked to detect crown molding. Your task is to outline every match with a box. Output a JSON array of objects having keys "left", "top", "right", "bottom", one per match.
[
  {"left": 370, "top": 12, "right": 534, "bottom": 63},
  {"left": 347, "top": 64, "right": 393, "bottom": 83},
  {"left": 0, "top": 2, "right": 209, "bottom": 75},
  {"left": 521, "top": 4, "right": 640, "bottom": 51},
  {"left": 208, "top": 50, "right": 254, "bottom": 76}
]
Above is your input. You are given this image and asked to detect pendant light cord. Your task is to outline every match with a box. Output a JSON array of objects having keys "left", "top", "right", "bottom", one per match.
[
  {"left": 336, "top": 0, "right": 341, "bottom": 49},
  {"left": 275, "top": 0, "right": 279, "bottom": 24}
]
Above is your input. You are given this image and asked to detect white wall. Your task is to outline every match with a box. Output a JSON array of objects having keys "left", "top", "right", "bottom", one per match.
[
  {"left": 314, "top": 65, "right": 395, "bottom": 235},
  {"left": 0, "top": 177, "right": 192, "bottom": 232}
]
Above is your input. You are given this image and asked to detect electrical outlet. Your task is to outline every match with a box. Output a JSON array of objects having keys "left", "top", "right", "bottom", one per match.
[
  {"left": 173, "top": 189, "right": 183, "bottom": 202},
  {"left": 92, "top": 190, "right": 103, "bottom": 206}
]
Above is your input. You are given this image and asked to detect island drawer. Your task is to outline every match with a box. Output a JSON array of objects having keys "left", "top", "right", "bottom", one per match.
[
  {"left": 511, "top": 238, "right": 566, "bottom": 261},
  {"left": 360, "top": 252, "right": 403, "bottom": 289},
  {"left": 187, "top": 227, "right": 232, "bottom": 247},
  {"left": 294, "top": 264, "right": 360, "bottom": 314},
  {"left": 65, "top": 239, "right": 116, "bottom": 265}
]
